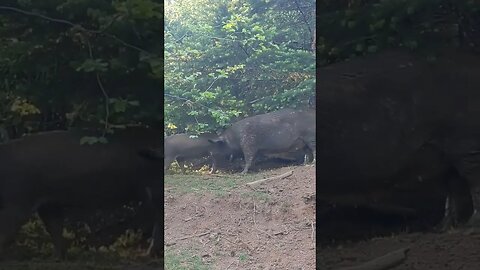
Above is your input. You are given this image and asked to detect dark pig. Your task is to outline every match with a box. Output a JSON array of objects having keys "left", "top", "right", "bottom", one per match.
[
  {"left": 262, "top": 138, "right": 314, "bottom": 164},
  {"left": 164, "top": 133, "right": 222, "bottom": 174},
  {"left": 315, "top": 49, "right": 480, "bottom": 230},
  {"left": 0, "top": 128, "right": 163, "bottom": 260},
  {"left": 209, "top": 109, "right": 315, "bottom": 173}
]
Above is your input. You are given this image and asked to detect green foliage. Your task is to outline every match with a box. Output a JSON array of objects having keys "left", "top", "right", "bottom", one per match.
[
  {"left": 76, "top": 59, "right": 109, "bottom": 73},
  {"left": 0, "top": 0, "right": 162, "bottom": 138},
  {"left": 12, "top": 216, "right": 150, "bottom": 260},
  {"left": 238, "top": 252, "right": 249, "bottom": 262},
  {"left": 317, "top": 0, "right": 480, "bottom": 64},
  {"left": 165, "top": 248, "right": 211, "bottom": 270},
  {"left": 15, "top": 218, "right": 55, "bottom": 259},
  {"left": 107, "top": 229, "right": 144, "bottom": 258},
  {"left": 165, "top": 0, "right": 315, "bottom": 133},
  {"left": 165, "top": 172, "right": 272, "bottom": 200}
]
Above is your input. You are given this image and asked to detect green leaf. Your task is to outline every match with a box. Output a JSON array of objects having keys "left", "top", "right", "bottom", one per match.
[
  {"left": 367, "top": 45, "right": 378, "bottom": 53},
  {"left": 76, "top": 59, "right": 109, "bottom": 73}
]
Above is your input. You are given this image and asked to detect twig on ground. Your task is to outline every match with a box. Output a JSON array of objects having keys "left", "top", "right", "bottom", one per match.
[
  {"left": 254, "top": 227, "right": 273, "bottom": 238},
  {"left": 335, "top": 247, "right": 410, "bottom": 270},
  {"left": 221, "top": 235, "right": 254, "bottom": 252},
  {"left": 239, "top": 239, "right": 254, "bottom": 252},
  {"left": 200, "top": 237, "right": 210, "bottom": 247},
  {"left": 246, "top": 170, "right": 293, "bottom": 187},
  {"left": 226, "top": 261, "right": 235, "bottom": 269},
  {"left": 176, "top": 230, "right": 212, "bottom": 241},
  {"left": 221, "top": 235, "right": 235, "bottom": 245}
]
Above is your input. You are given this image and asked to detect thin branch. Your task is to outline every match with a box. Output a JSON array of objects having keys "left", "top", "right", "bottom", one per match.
[
  {"left": 98, "top": 13, "right": 123, "bottom": 34},
  {"left": 164, "top": 74, "right": 221, "bottom": 111},
  {"left": 175, "top": 32, "right": 189, "bottom": 43},
  {"left": 293, "top": 0, "right": 312, "bottom": 35},
  {"left": 96, "top": 73, "right": 110, "bottom": 136},
  {"left": 238, "top": 43, "right": 250, "bottom": 57},
  {"left": 164, "top": 93, "right": 213, "bottom": 111},
  {"left": 0, "top": 6, "right": 76, "bottom": 27},
  {"left": 205, "top": 35, "right": 238, "bottom": 42},
  {"left": 0, "top": 6, "right": 152, "bottom": 55},
  {"left": 205, "top": 77, "right": 220, "bottom": 92},
  {"left": 86, "top": 38, "right": 110, "bottom": 135},
  {"left": 105, "top": 33, "right": 151, "bottom": 54}
]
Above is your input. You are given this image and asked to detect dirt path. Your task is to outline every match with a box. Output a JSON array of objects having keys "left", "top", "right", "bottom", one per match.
[
  {"left": 164, "top": 165, "right": 316, "bottom": 269},
  {"left": 319, "top": 230, "right": 480, "bottom": 270}
]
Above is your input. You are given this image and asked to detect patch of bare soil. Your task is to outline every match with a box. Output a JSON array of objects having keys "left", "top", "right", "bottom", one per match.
[
  {"left": 164, "top": 165, "right": 316, "bottom": 269},
  {"left": 318, "top": 230, "right": 480, "bottom": 270}
]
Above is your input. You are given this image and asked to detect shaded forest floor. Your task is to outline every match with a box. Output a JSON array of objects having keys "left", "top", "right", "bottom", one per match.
[
  {"left": 318, "top": 230, "right": 480, "bottom": 270},
  {"left": 0, "top": 236, "right": 163, "bottom": 270}
]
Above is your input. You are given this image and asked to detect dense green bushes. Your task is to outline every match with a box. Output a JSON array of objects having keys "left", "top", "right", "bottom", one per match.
[{"left": 0, "top": 0, "right": 162, "bottom": 139}]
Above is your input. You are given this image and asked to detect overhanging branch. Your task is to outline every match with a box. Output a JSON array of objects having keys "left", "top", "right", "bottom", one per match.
[{"left": 0, "top": 5, "right": 152, "bottom": 55}]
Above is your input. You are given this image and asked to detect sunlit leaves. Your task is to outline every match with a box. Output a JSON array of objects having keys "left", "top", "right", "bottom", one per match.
[
  {"left": 165, "top": 0, "right": 315, "bottom": 133},
  {"left": 76, "top": 59, "right": 109, "bottom": 72},
  {"left": 113, "top": 0, "right": 162, "bottom": 19},
  {"left": 10, "top": 98, "right": 41, "bottom": 116}
]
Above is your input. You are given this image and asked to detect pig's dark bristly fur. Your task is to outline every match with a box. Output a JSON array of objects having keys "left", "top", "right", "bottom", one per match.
[
  {"left": 164, "top": 133, "right": 221, "bottom": 174},
  {"left": 0, "top": 128, "right": 163, "bottom": 260},
  {"left": 315, "top": 49, "right": 480, "bottom": 231},
  {"left": 209, "top": 109, "right": 315, "bottom": 174}
]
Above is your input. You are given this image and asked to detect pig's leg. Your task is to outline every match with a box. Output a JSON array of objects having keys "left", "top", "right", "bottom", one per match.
[
  {"left": 303, "top": 148, "right": 314, "bottom": 165},
  {"left": 304, "top": 139, "right": 316, "bottom": 164},
  {"left": 164, "top": 156, "right": 175, "bottom": 172},
  {"left": 146, "top": 211, "right": 162, "bottom": 257},
  {"left": 209, "top": 154, "right": 217, "bottom": 174},
  {"left": 453, "top": 152, "right": 480, "bottom": 228},
  {"left": 0, "top": 204, "right": 31, "bottom": 258},
  {"left": 37, "top": 205, "right": 67, "bottom": 260},
  {"left": 435, "top": 173, "right": 463, "bottom": 231},
  {"left": 145, "top": 187, "right": 163, "bottom": 257},
  {"left": 176, "top": 158, "right": 186, "bottom": 174},
  {"left": 241, "top": 146, "right": 257, "bottom": 174}
]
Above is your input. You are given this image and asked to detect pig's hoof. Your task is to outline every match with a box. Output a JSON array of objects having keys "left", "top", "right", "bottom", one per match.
[
  {"left": 145, "top": 241, "right": 163, "bottom": 258},
  {"left": 465, "top": 214, "right": 480, "bottom": 228},
  {"left": 433, "top": 222, "right": 451, "bottom": 233},
  {"left": 433, "top": 215, "right": 456, "bottom": 232},
  {"left": 463, "top": 228, "right": 478, "bottom": 235}
]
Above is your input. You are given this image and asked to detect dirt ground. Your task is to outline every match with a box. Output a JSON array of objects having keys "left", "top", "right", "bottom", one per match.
[
  {"left": 164, "top": 165, "right": 316, "bottom": 269},
  {"left": 319, "top": 229, "right": 480, "bottom": 270},
  {"left": 317, "top": 187, "right": 480, "bottom": 269}
]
